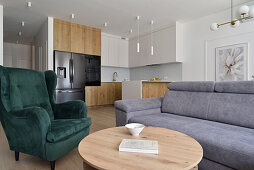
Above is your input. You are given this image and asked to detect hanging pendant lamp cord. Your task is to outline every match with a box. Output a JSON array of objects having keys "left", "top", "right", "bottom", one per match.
[{"left": 231, "top": 0, "right": 233, "bottom": 21}]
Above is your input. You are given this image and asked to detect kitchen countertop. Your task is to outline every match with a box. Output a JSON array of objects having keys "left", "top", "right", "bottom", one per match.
[
  {"left": 141, "top": 80, "right": 172, "bottom": 83},
  {"left": 102, "top": 80, "right": 174, "bottom": 83},
  {"left": 101, "top": 81, "right": 122, "bottom": 83}
]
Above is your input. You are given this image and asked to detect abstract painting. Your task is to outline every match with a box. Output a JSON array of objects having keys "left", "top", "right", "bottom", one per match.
[{"left": 215, "top": 43, "right": 248, "bottom": 81}]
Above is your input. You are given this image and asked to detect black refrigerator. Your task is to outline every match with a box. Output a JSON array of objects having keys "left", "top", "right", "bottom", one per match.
[{"left": 54, "top": 51, "right": 87, "bottom": 103}]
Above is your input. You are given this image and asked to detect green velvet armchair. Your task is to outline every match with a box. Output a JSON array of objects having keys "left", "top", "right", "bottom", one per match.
[{"left": 0, "top": 66, "right": 91, "bottom": 170}]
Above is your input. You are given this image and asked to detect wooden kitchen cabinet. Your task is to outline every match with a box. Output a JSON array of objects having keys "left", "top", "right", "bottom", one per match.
[
  {"left": 142, "top": 82, "right": 169, "bottom": 98},
  {"left": 54, "top": 19, "right": 101, "bottom": 56},
  {"left": 85, "top": 82, "right": 122, "bottom": 107},
  {"left": 84, "top": 27, "right": 101, "bottom": 56},
  {"left": 54, "top": 19, "right": 71, "bottom": 52},
  {"left": 71, "top": 23, "right": 84, "bottom": 54}
]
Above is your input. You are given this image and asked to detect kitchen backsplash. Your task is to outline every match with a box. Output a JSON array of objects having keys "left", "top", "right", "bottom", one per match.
[
  {"left": 129, "top": 63, "right": 182, "bottom": 81},
  {"left": 101, "top": 66, "right": 130, "bottom": 82},
  {"left": 101, "top": 63, "right": 182, "bottom": 82}
]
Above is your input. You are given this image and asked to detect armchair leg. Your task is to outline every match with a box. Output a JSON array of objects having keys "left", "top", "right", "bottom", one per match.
[
  {"left": 50, "top": 161, "right": 55, "bottom": 170},
  {"left": 15, "top": 151, "right": 19, "bottom": 161}
]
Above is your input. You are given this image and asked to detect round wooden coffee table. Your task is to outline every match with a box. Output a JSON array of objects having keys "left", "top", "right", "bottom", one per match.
[{"left": 78, "top": 126, "right": 203, "bottom": 170}]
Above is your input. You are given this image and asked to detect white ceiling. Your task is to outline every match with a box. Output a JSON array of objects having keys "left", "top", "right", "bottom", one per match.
[{"left": 0, "top": 0, "right": 253, "bottom": 44}]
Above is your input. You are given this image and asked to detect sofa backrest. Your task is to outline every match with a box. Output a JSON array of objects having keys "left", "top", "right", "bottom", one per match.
[
  {"left": 0, "top": 66, "right": 54, "bottom": 120},
  {"left": 208, "top": 81, "right": 254, "bottom": 129},
  {"left": 163, "top": 81, "right": 254, "bottom": 129},
  {"left": 162, "top": 81, "right": 215, "bottom": 119}
]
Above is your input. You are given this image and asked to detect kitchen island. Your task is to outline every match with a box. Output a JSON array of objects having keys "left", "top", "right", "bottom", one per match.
[
  {"left": 85, "top": 82, "right": 122, "bottom": 107},
  {"left": 122, "top": 80, "right": 171, "bottom": 100}
]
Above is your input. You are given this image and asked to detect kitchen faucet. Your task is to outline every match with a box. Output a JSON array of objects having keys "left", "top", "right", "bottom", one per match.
[{"left": 113, "top": 72, "right": 118, "bottom": 81}]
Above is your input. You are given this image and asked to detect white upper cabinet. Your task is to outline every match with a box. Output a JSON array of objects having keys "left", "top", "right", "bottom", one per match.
[
  {"left": 129, "top": 22, "right": 183, "bottom": 68},
  {"left": 129, "top": 35, "right": 150, "bottom": 67},
  {"left": 108, "top": 37, "right": 118, "bottom": 66},
  {"left": 101, "top": 33, "right": 129, "bottom": 67},
  {"left": 118, "top": 39, "right": 129, "bottom": 67},
  {"left": 101, "top": 35, "right": 109, "bottom": 66}
]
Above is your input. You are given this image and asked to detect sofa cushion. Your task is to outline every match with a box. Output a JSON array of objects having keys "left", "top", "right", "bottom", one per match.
[
  {"left": 162, "top": 90, "right": 211, "bottom": 119},
  {"left": 168, "top": 81, "right": 215, "bottom": 92},
  {"left": 115, "top": 97, "right": 162, "bottom": 112},
  {"left": 129, "top": 113, "right": 254, "bottom": 170},
  {"left": 215, "top": 81, "right": 254, "bottom": 94},
  {"left": 208, "top": 93, "right": 254, "bottom": 129},
  {"left": 47, "top": 118, "right": 91, "bottom": 143}
]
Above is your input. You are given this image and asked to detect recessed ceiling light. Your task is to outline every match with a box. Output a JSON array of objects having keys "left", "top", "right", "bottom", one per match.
[
  {"left": 103, "top": 22, "right": 108, "bottom": 27},
  {"left": 21, "top": 21, "right": 25, "bottom": 27},
  {"left": 27, "top": 2, "right": 32, "bottom": 7},
  {"left": 130, "top": 29, "right": 133, "bottom": 33},
  {"left": 71, "top": 14, "right": 75, "bottom": 19},
  {"left": 18, "top": 31, "right": 22, "bottom": 36}
]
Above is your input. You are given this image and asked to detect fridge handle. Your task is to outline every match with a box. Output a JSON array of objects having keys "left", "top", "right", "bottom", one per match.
[
  {"left": 69, "top": 59, "right": 73, "bottom": 83},
  {"left": 72, "top": 58, "right": 75, "bottom": 83}
]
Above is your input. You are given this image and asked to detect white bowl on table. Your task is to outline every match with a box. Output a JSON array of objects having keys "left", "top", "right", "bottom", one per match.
[{"left": 125, "top": 123, "right": 145, "bottom": 136}]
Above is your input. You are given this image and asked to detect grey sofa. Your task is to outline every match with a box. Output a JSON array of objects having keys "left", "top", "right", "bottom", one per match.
[{"left": 115, "top": 81, "right": 254, "bottom": 170}]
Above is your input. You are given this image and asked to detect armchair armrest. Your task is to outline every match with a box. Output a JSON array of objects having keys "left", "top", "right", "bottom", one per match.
[
  {"left": 53, "top": 100, "right": 87, "bottom": 119},
  {"left": 5, "top": 107, "right": 50, "bottom": 158},
  {"left": 115, "top": 97, "right": 163, "bottom": 126}
]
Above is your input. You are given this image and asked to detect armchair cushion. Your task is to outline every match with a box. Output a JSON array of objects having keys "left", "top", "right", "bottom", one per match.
[
  {"left": 1, "top": 67, "right": 54, "bottom": 120},
  {"left": 53, "top": 100, "right": 87, "bottom": 119},
  {"left": 47, "top": 118, "right": 91, "bottom": 143}
]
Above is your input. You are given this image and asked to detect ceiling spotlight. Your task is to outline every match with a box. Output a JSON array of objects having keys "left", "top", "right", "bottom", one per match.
[
  {"left": 71, "top": 14, "right": 75, "bottom": 19},
  {"left": 27, "top": 2, "right": 32, "bottom": 7},
  {"left": 21, "top": 21, "right": 25, "bottom": 27},
  {"left": 129, "top": 29, "right": 133, "bottom": 33},
  {"left": 103, "top": 22, "right": 107, "bottom": 27},
  {"left": 18, "top": 31, "right": 22, "bottom": 36}
]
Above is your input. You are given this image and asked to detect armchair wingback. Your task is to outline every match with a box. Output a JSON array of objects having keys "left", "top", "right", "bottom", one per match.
[{"left": 0, "top": 66, "right": 91, "bottom": 170}]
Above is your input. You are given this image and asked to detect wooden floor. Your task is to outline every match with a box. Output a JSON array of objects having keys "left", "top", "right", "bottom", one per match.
[{"left": 0, "top": 105, "right": 116, "bottom": 170}]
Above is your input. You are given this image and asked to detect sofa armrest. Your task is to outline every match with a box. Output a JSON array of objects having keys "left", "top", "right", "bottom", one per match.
[
  {"left": 53, "top": 100, "right": 87, "bottom": 119},
  {"left": 5, "top": 107, "right": 50, "bottom": 158},
  {"left": 115, "top": 97, "right": 163, "bottom": 126}
]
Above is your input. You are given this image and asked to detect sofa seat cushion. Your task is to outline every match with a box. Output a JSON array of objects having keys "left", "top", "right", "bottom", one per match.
[
  {"left": 47, "top": 118, "right": 91, "bottom": 143},
  {"left": 129, "top": 113, "right": 254, "bottom": 170}
]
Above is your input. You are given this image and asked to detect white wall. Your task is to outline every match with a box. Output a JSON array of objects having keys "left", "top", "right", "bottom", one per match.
[
  {"left": 182, "top": 2, "right": 254, "bottom": 81},
  {"left": 34, "top": 17, "right": 54, "bottom": 71},
  {"left": 0, "top": 5, "right": 3, "bottom": 65},
  {"left": 48, "top": 17, "right": 54, "bottom": 70},
  {"left": 3, "top": 42, "right": 33, "bottom": 69},
  {"left": 101, "top": 66, "right": 130, "bottom": 82}
]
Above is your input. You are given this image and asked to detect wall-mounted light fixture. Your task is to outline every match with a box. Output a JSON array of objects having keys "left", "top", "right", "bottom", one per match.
[{"left": 210, "top": 0, "right": 254, "bottom": 31}]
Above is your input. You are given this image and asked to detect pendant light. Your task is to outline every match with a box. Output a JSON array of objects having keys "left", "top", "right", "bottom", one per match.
[
  {"left": 150, "top": 20, "right": 154, "bottom": 56},
  {"left": 136, "top": 16, "right": 140, "bottom": 53},
  {"left": 210, "top": 0, "right": 254, "bottom": 31}
]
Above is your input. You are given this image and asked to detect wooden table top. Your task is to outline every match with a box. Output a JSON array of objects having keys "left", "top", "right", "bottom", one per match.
[{"left": 78, "top": 126, "right": 203, "bottom": 170}]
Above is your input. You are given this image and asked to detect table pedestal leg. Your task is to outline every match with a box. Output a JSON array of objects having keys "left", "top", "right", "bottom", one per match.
[{"left": 83, "top": 162, "right": 96, "bottom": 170}]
